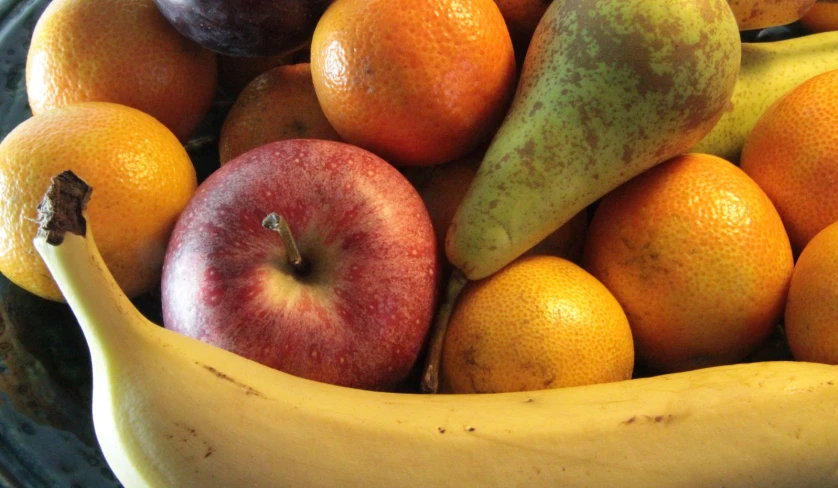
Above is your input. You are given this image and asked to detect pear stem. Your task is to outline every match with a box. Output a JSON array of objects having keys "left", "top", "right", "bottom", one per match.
[
  {"left": 420, "top": 269, "right": 468, "bottom": 394},
  {"left": 262, "top": 213, "right": 308, "bottom": 275}
]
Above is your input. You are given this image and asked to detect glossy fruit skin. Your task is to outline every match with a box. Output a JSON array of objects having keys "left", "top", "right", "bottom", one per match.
[
  {"left": 740, "top": 69, "right": 838, "bottom": 255},
  {"left": 310, "top": 0, "right": 517, "bottom": 167},
  {"left": 152, "top": 0, "right": 333, "bottom": 56},
  {"left": 25, "top": 0, "right": 218, "bottom": 143},
  {"left": 784, "top": 221, "right": 838, "bottom": 365},
  {"left": 440, "top": 255, "right": 634, "bottom": 394},
  {"left": 34, "top": 197, "right": 838, "bottom": 487},
  {"left": 799, "top": 2, "right": 838, "bottom": 33},
  {"left": 160, "top": 139, "right": 439, "bottom": 391}
]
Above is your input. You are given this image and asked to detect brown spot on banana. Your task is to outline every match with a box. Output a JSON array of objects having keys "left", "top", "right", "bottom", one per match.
[
  {"left": 620, "top": 413, "right": 690, "bottom": 426},
  {"left": 199, "top": 363, "right": 266, "bottom": 398}
]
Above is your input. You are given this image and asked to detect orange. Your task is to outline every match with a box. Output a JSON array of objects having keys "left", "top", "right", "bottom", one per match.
[
  {"left": 218, "top": 53, "right": 294, "bottom": 98},
  {"left": 799, "top": 2, "right": 838, "bottom": 32},
  {"left": 411, "top": 154, "right": 485, "bottom": 254},
  {"left": 218, "top": 63, "right": 341, "bottom": 164},
  {"left": 25, "top": 0, "right": 218, "bottom": 142},
  {"left": 413, "top": 153, "right": 587, "bottom": 265},
  {"left": 525, "top": 210, "right": 587, "bottom": 263},
  {"left": 0, "top": 102, "right": 198, "bottom": 301},
  {"left": 784, "top": 221, "right": 838, "bottom": 364},
  {"left": 740, "top": 69, "right": 838, "bottom": 255},
  {"left": 310, "top": 0, "right": 517, "bottom": 167},
  {"left": 439, "top": 255, "right": 634, "bottom": 394},
  {"left": 583, "top": 153, "right": 794, "bottom": 373},
  {"left": 218, "top": 47, "right": 310, "bottom": 97},
  {"left": 493, "top": 0, "right": 552, "bottom": 62}
]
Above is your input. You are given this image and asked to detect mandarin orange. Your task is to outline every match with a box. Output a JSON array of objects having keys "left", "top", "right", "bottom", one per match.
[
  {"left": 218, "top": 63, "right": 341, "bottom": 164},
  {"left": 0, "top": 102, "right": 197, "bottom": 301},
  {"left": 784, "top": 221, "right": 838, "bottom": 364},
  {"left": 217, "top": 48, "right": 310, "bottom": 97},
  {"left": 25, "top": 0, "right": 217, "bottom": 142},
  {"left": 584, "top": 153, "right": 793, "bottom": 373},
  {"left": 799, "top": 2, "right": 838, "bottom": 32},
  {"left": 310, "top": 0, "right": 517, "bottom": 167},
  {"left": 439, "top": 255, "right": 634, "bottom": 394},
  {"left": 740, "top": 69, "right": 838, "bottom": 255}
]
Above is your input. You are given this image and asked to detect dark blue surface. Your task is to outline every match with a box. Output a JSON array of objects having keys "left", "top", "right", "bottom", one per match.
[{"left": 0, "top": 0, "right": 40, "bottom": 134}]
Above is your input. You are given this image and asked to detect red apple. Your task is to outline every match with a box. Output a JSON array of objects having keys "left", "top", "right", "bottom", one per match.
[{"left": 160, "top": 139, "right": 440, "bottom": 391}]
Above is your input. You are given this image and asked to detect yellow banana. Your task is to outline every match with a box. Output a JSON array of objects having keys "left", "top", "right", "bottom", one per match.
[
  {"left": 690, "top": 30, "right": 838, "bottom": 162},
  {"left": 34, "top": 171, "right": 838, "bottom": 487}
]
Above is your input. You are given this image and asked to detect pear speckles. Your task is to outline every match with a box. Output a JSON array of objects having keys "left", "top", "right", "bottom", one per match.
[{"left": 447, "top": 0, "right": 741, "bottom": 280}]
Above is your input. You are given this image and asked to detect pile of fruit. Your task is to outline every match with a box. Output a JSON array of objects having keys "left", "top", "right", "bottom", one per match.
[{"left": 2, "top": 0, "right": 838, "bottom": 486}]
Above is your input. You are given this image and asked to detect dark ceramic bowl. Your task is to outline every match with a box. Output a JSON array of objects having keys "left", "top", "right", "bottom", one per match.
[{"left": 0, "top": 1, "right": 804, "bottom": 486}]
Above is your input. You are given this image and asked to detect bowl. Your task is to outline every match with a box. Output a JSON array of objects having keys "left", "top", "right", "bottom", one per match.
[{"left": 0, "top": 1, "right": 810, "bottom": 486}]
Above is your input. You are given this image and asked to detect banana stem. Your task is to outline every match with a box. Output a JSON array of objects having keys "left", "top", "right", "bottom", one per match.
[
  {"left": 420, "top": 269, "right": 468, "bottom": 394},
  {"left": 32, "top": 171, "right": 146, "bottom": 364}
]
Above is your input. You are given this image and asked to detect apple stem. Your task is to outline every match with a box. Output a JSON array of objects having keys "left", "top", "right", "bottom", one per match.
[
  {"left": 262, "top": 213, "right": 308, "bottom": 275},
  {"left": 419, "top": 269, "right": 468, "bottom": 394}
]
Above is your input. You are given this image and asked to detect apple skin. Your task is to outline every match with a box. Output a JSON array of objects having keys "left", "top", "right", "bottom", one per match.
[
  {"left": 152, "top": 0, "right": 333, "bottom": 57},
  {"left": 161, "top": 139, "right": 440, "bottom": 391}
]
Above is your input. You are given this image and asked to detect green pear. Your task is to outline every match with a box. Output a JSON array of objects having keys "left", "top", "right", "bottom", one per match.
[
  {"left": 445, "top": 0, "right": 741, "bottom": 280},
  {"left": 689, "top": 31, "right": 838, "bottom": 163}
]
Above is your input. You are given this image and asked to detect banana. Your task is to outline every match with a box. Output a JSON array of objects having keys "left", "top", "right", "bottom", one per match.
[
  {"left": 689, "top": 30, "right": 838, "bottom": 163},
  {"left": 33, "top": 171, "right": 838, "bottom": 487}
]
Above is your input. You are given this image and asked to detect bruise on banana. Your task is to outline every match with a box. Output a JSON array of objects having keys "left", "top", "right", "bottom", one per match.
[{"left": 199, "top": 363, "right": 266, "bottom": 398}]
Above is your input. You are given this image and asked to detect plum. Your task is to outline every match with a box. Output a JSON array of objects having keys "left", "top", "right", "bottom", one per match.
[{"left": 153, "top": 0, "right": 333, "bottom": 57}]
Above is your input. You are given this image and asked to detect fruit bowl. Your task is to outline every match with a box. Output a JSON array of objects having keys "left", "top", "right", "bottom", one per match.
[{"left": 1, "top": 1, "right": 833, "bottom": 486}]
